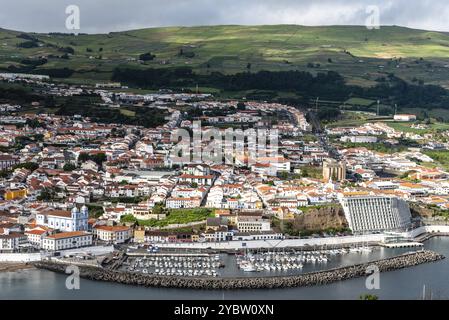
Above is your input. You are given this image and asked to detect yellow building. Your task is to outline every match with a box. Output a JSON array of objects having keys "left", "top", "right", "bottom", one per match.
[
  {"left": 133, "top": 227, "right": 145, "bottom": 243},
  {"left": 4, "top": 188, "right": 27, "bottom": 200}
]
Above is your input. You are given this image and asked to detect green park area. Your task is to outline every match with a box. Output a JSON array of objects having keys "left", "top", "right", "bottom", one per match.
[
  {"left": 121, "top": 208, "right": 215, "bottom": 228},
  {"left": 423, "top": 150, "right": 449, "bottom": 171},
  {"left": 385, "top": 121, "right": 449, "bottom": 134}
]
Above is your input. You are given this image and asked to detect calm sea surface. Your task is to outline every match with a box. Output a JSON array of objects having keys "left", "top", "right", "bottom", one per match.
[{"left": 1, "top": 237, "right": 449, "bottom": 300}]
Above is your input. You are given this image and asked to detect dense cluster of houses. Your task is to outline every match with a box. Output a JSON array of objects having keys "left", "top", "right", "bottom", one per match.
[{"left": 1, "top": 82, "right": 449, "bottom": 253}]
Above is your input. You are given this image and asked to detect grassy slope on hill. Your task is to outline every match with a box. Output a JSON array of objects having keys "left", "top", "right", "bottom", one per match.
[{"left": 1, "top": 25, "right": 449, "bottom": 87}]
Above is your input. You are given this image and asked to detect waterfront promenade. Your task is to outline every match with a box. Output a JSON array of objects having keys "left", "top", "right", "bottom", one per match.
[
  {"left": 156, "top": 234, "right": 385, "bottom": 250},
  {"left": 153, "top": 226, "right": 449, "bottom": 250}
]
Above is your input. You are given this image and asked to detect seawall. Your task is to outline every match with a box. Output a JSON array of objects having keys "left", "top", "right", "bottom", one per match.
[{"left": 33, "top": 250, "right": 444, "bottom": 290}]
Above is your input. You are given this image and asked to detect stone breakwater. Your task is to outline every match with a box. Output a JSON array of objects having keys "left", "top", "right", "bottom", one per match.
[{"left": 34, "top": 250, "right": 444, "bottom": 290}]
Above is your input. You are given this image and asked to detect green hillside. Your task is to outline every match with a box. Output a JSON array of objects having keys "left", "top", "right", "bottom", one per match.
[{"left": 1, "top": 25, "right": 449, "bottom": 87}]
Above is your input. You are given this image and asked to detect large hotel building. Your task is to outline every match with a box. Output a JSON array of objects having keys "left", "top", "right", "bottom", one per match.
[{"left": 340, "top": 195, "right": 412, "bottom": 234}]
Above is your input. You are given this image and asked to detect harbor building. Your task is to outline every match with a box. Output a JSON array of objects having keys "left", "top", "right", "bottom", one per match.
[
  {"left": 42, "top": 231, "right": 93, "bottom": 251},
  {"left": 94, "top": 225, "right": 133, "bottom": 244},
  {"left": 339, "top": 195, "right": 412, "bottom": 234}
]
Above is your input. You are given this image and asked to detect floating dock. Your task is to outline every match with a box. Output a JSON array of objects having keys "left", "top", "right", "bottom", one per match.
[{"left": 380, "top": 242, "right": 424, "bottom": 248}]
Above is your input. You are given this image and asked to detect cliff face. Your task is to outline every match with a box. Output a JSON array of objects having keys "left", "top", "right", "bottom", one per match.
[
  {"left": 293, "top": 205, "right": 348, "bottom": 231},
  {"left": 409, "top": 203, "right": 437, "bottom": 218}
]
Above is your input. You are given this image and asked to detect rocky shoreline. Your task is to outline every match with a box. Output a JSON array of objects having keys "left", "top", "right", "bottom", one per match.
[{"left": 33, "top": 250, "right": 444, "bottom": 290}]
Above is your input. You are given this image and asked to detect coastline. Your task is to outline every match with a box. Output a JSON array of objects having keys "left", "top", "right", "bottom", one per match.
[
  {"left": 33, "top": 250, "right": 444, "bottom": 290},
  {"left": 0, "top": 263, "right": 35, "bottom": 273}
]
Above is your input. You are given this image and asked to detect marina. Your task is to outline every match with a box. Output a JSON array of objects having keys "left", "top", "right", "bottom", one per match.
[
  {"left": 32, "top": 250, "right": 444, "bottom": 290},
  {"left": 122, "top": 254, "right": 223, "bottom": 277},
  {"left": 236, "top": 247, "right": 373, "bottom": 273}
]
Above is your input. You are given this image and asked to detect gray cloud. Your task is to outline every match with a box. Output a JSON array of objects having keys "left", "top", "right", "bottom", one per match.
[{"left": 1, "top": 0, "right": 449, "bottom": 33}]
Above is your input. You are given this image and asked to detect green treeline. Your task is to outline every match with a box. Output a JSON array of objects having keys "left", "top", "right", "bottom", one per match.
[{"left": 112, "top": 67, "right": 449, "bottom": 109}]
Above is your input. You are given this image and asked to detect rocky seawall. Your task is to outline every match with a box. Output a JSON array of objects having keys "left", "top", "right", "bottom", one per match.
[{"left": 34, "top": 250, "right": 444, "bottom": 290}]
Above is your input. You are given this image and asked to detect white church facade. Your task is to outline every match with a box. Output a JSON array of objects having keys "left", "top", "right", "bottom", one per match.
[{"left": 36, "top": 206, "right": 89, "bottom": 232}]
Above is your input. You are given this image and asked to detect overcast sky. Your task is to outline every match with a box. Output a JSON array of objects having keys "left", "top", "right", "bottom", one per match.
[{"left": 1, "top": 0, "right": 449, "bottom": 34}]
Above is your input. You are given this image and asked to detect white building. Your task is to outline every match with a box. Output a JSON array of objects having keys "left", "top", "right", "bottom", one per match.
[
  {"left": 166, "top": 197, "right": 201, "bottom": 209},
  {"left": 236, "top": 217, "right": 271, "bottom": 233},
  {"left": 25, "top": 229, "right": 47, "bottom": 247},
  {"left": 394, "top": 114, "right": 417, "bottom": 122},
  {"left": 42, "top": 231, "right": 93, "bottom": 251},
  {"left": 94, "top": 225, "right": 133, "bottom": 244},
  {"left": 0, "top": 233, "right": 27, "bottom": 252},
  {"left": 340, "top": 195, "right": 412, "bottom": 234},
  {"left": 340, "top": 136, "right": 378, "bottom": 143},
  {"left": 36, "top": 206, "right": 89, "bottom": 232}
]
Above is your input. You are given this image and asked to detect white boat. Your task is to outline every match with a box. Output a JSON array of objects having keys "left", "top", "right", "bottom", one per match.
[{"left": 242, "top": 263, "right": 257, "bottom": 272}]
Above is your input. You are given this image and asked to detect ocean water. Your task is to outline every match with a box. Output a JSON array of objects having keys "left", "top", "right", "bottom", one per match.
[{"left": 0, "top": 237, "right": 448, "bottom": 300}]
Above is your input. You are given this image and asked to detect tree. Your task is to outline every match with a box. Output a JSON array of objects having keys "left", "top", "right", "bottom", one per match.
[
  {"left": 120, "top": 214, "right": 137, "bottom": 224},
  {"left": 63, "top": 163, "right": 76, "bottom": 171},
  {"left": 78, "top": 153, "right": 90, "bottom": 163},
  {"left": 91, "top": 153, "right": 107, "bottom": 166},
  {"left": 58, "top": 46, "right": 75, "bottom": 54},
  {"left": 278, "top": 171, "right": 289, "bottom": 180},
  {"left": 237, "top": 102, "right": 246, "bottom": 110},
  {"left": 139, "top": 52, "right": 156, "bottom": 61},
  {"left": 301, "top": 168, "right": 309, "bottom": 177},
  {"left": 77, "top": 153, "right": 106, "bottom": 166},
  {"left": 37, "top": 187, "right": 57, "bottom": 201},
  {"left": 0, "top": 171, "right": 10, "bottom": 179},
  {"left": 26, "top": 118, "right": 43, "bottom": 129},
  {"left": 13, "top": 162, "right": 39, "bottom": 172},
  {"left": 152, "top": 203, "right": 166, "bottom": 216},
  {"left": 17, "top": 41, "right": 39, "bottom": 48}
]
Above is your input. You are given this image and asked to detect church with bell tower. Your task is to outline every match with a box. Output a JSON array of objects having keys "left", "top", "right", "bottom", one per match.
[{"left": 36, "top": 205, "right": 89, "bottom": 232}]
